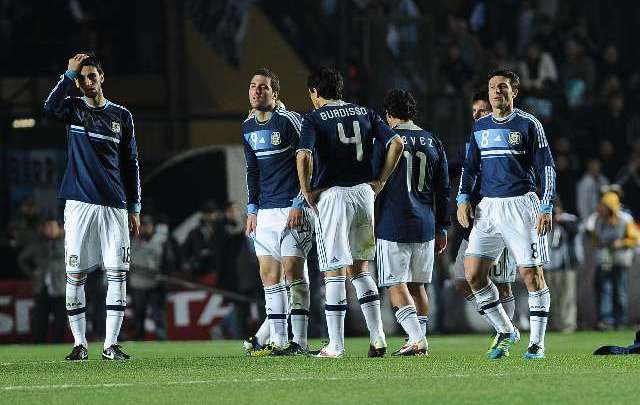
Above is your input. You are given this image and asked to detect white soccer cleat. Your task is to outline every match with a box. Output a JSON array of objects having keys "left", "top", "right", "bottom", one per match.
[
  {"left": 392, "top": 337, "right": 428, "bottom": 356},
  {"left": 312, "top": 345, "right": 344, "bottom": 358}
]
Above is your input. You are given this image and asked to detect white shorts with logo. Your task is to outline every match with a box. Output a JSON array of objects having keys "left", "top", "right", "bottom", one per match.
[
  {"left": 314, "top": 184, "right": 375, "bottom": 271},
  {"left": 64, "top": 200, "right": 130, "bottom": 274},
  {"left": 254, "top": 207, "right": 314, "bottom": 261},
  {"left": 465, "top": 192, "right": 549, "bottom": 268},
  {"left": 454, "top": 239, "right": 517, "bottom": 283},
  {"left": 374, "top": 238, "right": 434, "bottom": 287}
]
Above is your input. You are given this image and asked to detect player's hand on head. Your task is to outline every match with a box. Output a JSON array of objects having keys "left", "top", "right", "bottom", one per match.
[
  {"left": 68, "top": 53, "right": 90, "bottom": 73},
  {"left": 129, "top": 213, "right": 140, "bottom": 238},
  {"left": 457, "top": 203, "right": 473, "bottom": 228},
  {"left": 536, "top": 213, "right": 552, "bottom": 236},
  {"left": 287, "top": 208, "right": 303, "bottom": 229},
  {"left": 245, "top": 214, "right": 257, "bottom": 237}
]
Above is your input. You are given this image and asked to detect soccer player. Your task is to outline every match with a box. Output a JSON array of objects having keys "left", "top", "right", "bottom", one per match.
[
  {"left": 241, "top": 68, "right": 314, "bottom": 356},
  {"left": 453, "top": 91, "right": 518, "bottom": 333},
  {"left": 457, "top": 70, "right": 555, "bottom": 360},
  {"left": 374, "top": 89, "right": 450, "bottom": 356},
  {"left": 43, "top": 53, "right": 141, "bottom": 360},
  {"left": 297, "top": 67, "right": 404, "bottom": 358}
]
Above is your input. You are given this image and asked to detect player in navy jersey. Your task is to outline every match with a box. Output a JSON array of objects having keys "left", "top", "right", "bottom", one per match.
[
  {"left": 297, "top": 67, "right": 404, "bottom": 358},
  {"left": 241, "top": 68, "right": 314, "bottom": 356},
  {"left": 457, "top": 70, "right": 555, "bottom": 359},
  {"left": 43, "top": 53, "right": 141, "bottom": 361},
  {"left": 373, "top": 89, "right": 450, "bottom": 356},
  {"left": 452, "top": 91, "right": 518, "bottom": 340}
]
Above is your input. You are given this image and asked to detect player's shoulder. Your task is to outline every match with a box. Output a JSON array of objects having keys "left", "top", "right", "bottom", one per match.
[
  {"left": 274, "top": 107, "right": 302, "bottom": 129},
  {"left": 106, "top": 100, "right": 134, "bottom": 119},
  {"left": 473, "top": 113, "right": 493, "bottom": 129},
  {"left": 514, "top": 108, "right": 543, "bottom": 128},
  {"left": 242, "top": 112, "right": 255, "bottom": 128}
]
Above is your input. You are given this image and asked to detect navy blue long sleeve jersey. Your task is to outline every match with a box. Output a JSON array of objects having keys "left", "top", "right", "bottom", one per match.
[
  {"left": 43, "top": 72, "right": 141, "bottom": 213},
  {"left": 457, "top": 109, "right": 555, "bottom": 213},
  {"left": 375, "top": 122, "right": 450, "bottom": 243},
  {"left": 297, "top": 101, "right": 398, "bottom": 189},
  {"left": 242, "top": 107, "right": 304, "bottom": 214}
]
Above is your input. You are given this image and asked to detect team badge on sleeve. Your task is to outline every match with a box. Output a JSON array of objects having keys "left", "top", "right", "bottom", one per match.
[
  {"left": 271, "top": 131, "right": 281, "bottom": 145},
  {"left": 508, "top": 131, "right": 521, "bottom": 145},
  {"left": 112, "top": 121, "right": 121, "bottom": 134}
]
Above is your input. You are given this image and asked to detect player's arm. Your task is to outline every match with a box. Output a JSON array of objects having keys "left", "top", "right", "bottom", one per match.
[
  {"left": 434, "top": 138, "right": 451, "bottom": 254},
  {"left": 456, "top": 132, "right": 480, "bottom": 228},
  {"left": 282, "top": 112, "right": 306, "bottom": 229},
  {"left": 531, "top": 118, "right": 555, "bottom": 236},
  {"left": 43, "top": 54, "right": 88, "bottom": 121},
  {"left": 120, "top": 110, "right": 141, "bottom": 237},
  {"left": 296, "top": 115, "right": 319, "bottom": 207},
  {"left": 244, "top": 139, "right": 260, "bottom": 236},
  {"left": 370, "top": 111, "right": 403, "bottom": 195}
]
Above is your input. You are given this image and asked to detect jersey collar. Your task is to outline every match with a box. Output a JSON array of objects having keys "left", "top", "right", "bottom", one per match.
[
  {"left": 82, "top": 97, "right": 110, "bottom": 110},
  {"left": 322, "top": 100, "right": 347, "bottom": 107},
  {"left": 393, "top": 120, "right": 422, "bottom": 131},
  {"left": 491, "top": 108, "right": 518, "bottom": 124}
]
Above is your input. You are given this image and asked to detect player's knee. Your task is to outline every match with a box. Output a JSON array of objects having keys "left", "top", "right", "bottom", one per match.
[
  {"left": 497, "top": 283, "right": 513, "bottom": 298},
  {"left": 282, "top": 257, "right": 304, "bottom": 280},
  {"left": 520, "top": 266, "right": 546, "bottom": 290}
]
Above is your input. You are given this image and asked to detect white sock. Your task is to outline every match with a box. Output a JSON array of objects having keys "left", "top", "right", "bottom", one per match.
[
  {"left": 465, "top": 293, "right": 497, "bottom": 329},
  {"left": 66, "top": 274, "right": 87, "bottom": 347},
  {"left": 351, "top": 272, "right": 385, "bottom": 344},
  {"left": 418, "top": 315, "right": 429, "bottom": 336},
  {"left": 473, "top": 282, "right": 514, "bottom": 333},
  {"left": 255, "top": 318, "right": 270, "bottom": 345},
  {"left": 501, "top": 295, "right": 516, "bottom": 321},
  {"left": 264, "top": 282, "right": 288, "bottom": 347},
  {"left": 324, "top": 275, "right": 347, "bottom": 353},
  {"left": 104, "top": 271, "right": 127, "bottom": 350},
  {"left": 395, "top": 305, "right": 423, "bottom": 343},
  {"left": 289, "top": 279, "right": 310, "bottom": 348},
  {"left": 528, "top": 287, "right": 550, "bottom": 349}
]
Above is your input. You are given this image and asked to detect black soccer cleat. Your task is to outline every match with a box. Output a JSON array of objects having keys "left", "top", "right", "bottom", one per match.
[
  {"left": 102, "top": 344, "right": 131, "bottom": 360},
  {"left": 65, "top": 345, "right": 88, "bottom": 361},
  {"left": 367, "top": 344, "right": 386, "bottom": 358},
  {"left": 271, "top": 341, "right": 307, "bottom": 356}
]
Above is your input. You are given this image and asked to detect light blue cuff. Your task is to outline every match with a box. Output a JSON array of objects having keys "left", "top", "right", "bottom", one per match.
[
  {"left": 539, "top": 203, "right": 553, "bottom": 214},
  {"left": 456, "top": 194, "right": 470, "bottom": 205},
  {"left": 64, "top": 70, "right": 78, "bottom": 80},
  {"left": 292, "top": 197, "right": 305, "bottom": 209},
  {"left": 128, "top": 203, "right": 141, "bottom": 214},
  {"left": 247, "top": 204, "right": 259, "bottom": 215},
  {"left": 436, "top": 228, "right": 448, "bottom": 236}
]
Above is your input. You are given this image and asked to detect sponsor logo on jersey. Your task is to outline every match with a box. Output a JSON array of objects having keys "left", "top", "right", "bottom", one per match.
[
  {"left": 508, "top": 131, "right": 521, "bottom": 145},
  {"left": 271, "top": 131, "right": 281, "bottom": 145},
  {"left": 68, "top": 255, "right": 79, "bottom": 267}
]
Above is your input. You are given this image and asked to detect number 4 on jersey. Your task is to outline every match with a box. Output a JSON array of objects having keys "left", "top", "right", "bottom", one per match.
[{"left": 337, "top": 121, "right": 363, "bottom": 161}]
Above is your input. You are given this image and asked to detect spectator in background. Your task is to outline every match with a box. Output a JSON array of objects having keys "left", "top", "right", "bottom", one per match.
[
  {"left": 18, "top": 217, "right": 66, "bottom": 343},
  {"left": 129, "top": 214, "right": 175, "bottom": 341},
  {"left": 576, "top": 159, "right": 609, "bottom": 219},
  {"left": 586, "top": 192, "right": 639, "bottom": 330},
  {"left": 545, "top": 201, "right": 580, "bottom": 332},
  {"left": 182, "top": 201, "right": 225, "bottom": 286},
  {"left": 554, "top": 154, "right": 578, "bottom": 215},
  {"left": 487, "top": 38, "right": 518, "bottom": 72},
  {"left": 616, "top": 148, "right": 640, "bottom": 220},
  {"left": 439, "top": 42, "right": 474, "bottom": 95},
  {"left": 597, "top": 44, "right": 625, "bottom": 84},
  {"left": 562, "top": 37, "right": 596, "bottom": 108},
  {"left": 10, "top": 197, "right": 40, "bottom": 250},
  {"left": 518, "top": 41, "right": 558, "bottom": 93}
]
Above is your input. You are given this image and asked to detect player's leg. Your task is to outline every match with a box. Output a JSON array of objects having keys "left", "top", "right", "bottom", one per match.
[
  {"left": 454, "top": 239, "right": 496, "bottom": 328},
  {"left": 497, "top": 283, "right": 515, "bottom": 321},
  {"left": 408, "top": 283, "right": 429, "bottom": 336},
  {"left": 65, "top": 272, "right": 88, "bottom": 359},
  {"left": 493, "top": 247, "right": 517, "bottom": 321},
  {"left": 258, "top": 256, "right": 288, "bottom": 348},
  {"left": 281, "top": 256, "right": 309, "bottom": 353}
]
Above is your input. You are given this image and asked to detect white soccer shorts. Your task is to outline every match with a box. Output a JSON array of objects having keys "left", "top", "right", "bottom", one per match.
[
  {"left": 254, "top": 207, "right": 314, "bottom": 261},
  {"left": 314, "top": 183, "right": 375, "bottom": 271},
  {"left": 465, "top": 192, "right": 549, "bottom": 268},
  {"left": 64, "top": 200, "right": 130, "bottom": 274},
  {"left": 375, "top": 238, "right": 434, "bottom": 287},
  {"left": 454, "top": 239, "right": 517, "bottom": 283}
]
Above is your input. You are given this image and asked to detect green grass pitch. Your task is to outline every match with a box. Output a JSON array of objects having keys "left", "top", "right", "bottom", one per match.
[{"left": 1, "top": 331, "right": 639, "bottom": 404}]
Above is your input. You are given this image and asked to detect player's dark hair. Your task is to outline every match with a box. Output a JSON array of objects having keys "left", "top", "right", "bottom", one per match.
[
  {"left": 383, "top": 89, "right": 417, "bottom": 120},
  {"left": 472, "top": 90, "right": 490, "bottom": 104},
  {"left": 307, "top": 67, "right": 343, "bottom": 100},
  {"left": 488, "top": 69, "right": 520, "bottom": 89},
  {"left": 79, "top": 51, "right": 103, "bottom": 75},
  {"left": 252, "top": 67, "right": 280, "bottom": 94}
]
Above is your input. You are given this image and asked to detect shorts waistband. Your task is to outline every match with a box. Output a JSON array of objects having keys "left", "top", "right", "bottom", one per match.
[{"left": 481, "top": 191, "right": 538, "bottom": 203}]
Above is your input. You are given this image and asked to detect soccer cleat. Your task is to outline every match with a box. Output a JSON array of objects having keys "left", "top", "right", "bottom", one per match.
[
  {"left": 65, "top": 345, "right": 88, "bottom": 361},
  {"left": 367, "top": 336, "right": 387, "bottom": 358},
  {"left": 488, "top": 328, "right": 520, "bottom": 353},
  {"left": 392, "top": 337, "right": 428, "bottom": 356},
  {"left": 249, "top": 343, "right": 277, "bottom": 357},
  {"left": 487, "top": 331, "right": 519, "bottom": 360},
  {"left": 243, "top": 336, "right": 263, "bottom": 356},
  {"left": 309, "top": 345, "right": 344, "bottom": 358},
  {"left": 102, "top": 344, "right": 131, "bottom": 360},
  {"left": 271, "top": 341, "right": 307, "bottom": 356},
  {"left": 523, "top": 344, "right": 545, "bottom": 359}
]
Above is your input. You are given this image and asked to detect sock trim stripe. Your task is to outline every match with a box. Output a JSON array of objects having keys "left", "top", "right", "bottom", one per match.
[
  {"left": 350, "top": 272, "right": 371, "bottom": 282},
  {"left": 465, "top": 294, "right": 475, "bottom": 302},
  {"left": 478, "top": 309, "right": 486, "bottom": 315},
  {"left": 290, "top": 309, "right": 309, "bottom": 316},
  {"left": 475, "top": 283, "right": 493, "bottom": 296},
  {"left": 529, "top": 310, "right": 549, "bottom": 318},
  {"left": 106, "top": 305, "right": 126, "bottom": 312},
  {"left": 267, "top": 313, "right": 287, "bottom": 319},
  {"left": 529, "top": 288, "right": 550, "bottom": 297},
  {"left": 288, "top": 280, "right": 308, "bottom": 287},
  {"left": 500, "top": 296, "right": 515, "bottom": 303},
  {"left": 67, "top": 307, "right": 87, "bottom": 316},
  {"left": 480, "top": 300, "right": 500, "bottom": 311},
  {"left": 358, "top": 294, "right": 380, "bottom": 305},
  {"left": 264, "top": 286, "right": 287, "bottom": 293},
  {"left": 325, "top": 304, "right": 347, "bottom": 312}
]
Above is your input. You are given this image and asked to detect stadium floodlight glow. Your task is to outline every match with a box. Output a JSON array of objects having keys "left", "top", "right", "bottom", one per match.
[{"left": 12, "top": 118, "right": 36, "bottom": 129}]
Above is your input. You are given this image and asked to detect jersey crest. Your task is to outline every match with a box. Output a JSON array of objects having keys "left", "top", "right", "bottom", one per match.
[
  {"left": 508, "top": 131, "right": 521, "bottom": 145},
  {"left": 112, "top": 121, "right": 121, "bottom": 134},
  {"left": 271, "top": 131, "right": 281, "bottom": 145}
]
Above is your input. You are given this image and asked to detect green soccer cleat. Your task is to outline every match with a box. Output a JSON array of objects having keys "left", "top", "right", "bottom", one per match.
[
  {"left": 249, "top": 343, "right": 277, "bottom": 357},
  {"left": 487, "top": 331, "right": 519, "bottom": 360},
  {"left": 523, "top": 344, "right": 545, "bottom": 359},
  {"left": 242, "top": 336, "right": 263, "bottom": 356}
]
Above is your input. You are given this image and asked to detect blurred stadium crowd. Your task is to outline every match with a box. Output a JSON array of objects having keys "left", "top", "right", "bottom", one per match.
[{"left": 1, "top": 0, "right": 640, "bottom": 343}]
